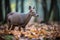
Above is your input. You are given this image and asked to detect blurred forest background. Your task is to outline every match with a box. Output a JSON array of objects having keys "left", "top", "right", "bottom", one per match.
[{"left": 0, "top": 0, "right": 60, "bottom": 24}]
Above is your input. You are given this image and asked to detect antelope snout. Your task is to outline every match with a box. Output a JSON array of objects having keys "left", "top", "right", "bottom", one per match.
[{"left": 36, "top": 14, "right": 39, "bottom": 17}]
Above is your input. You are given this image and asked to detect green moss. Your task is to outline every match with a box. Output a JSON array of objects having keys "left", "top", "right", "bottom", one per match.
[{"left": 4, "top": 35, "right": 14, "bottom": 40}]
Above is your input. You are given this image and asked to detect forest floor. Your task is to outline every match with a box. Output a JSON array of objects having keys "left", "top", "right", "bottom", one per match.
[{"left": 0, "top": 22, "right": 60, "bottom": 40}]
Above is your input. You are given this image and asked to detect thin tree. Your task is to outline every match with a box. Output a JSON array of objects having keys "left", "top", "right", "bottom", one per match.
[
  {"left": 5, "top": 0, "right": 11, "bottom": 22},
  {"left": 0, "top": 0, "right": 3, "bottom": 22},
  {"left": 53, "top": 0, "right": 59, "bottom": 22},
  {"left": 21, "top": 0, "right": 24, "bottom": 13},
  {"left": 48, "top": 0, "right": 59, "bottom": 22},
  {"left": 47, "top": 0, "right": 54, "bottom": 22},
  {"left": 16, "top": 0, "right": 18, "bottom": 12},
  {"left": 42, "top": 0, "right": 48, "bottom": 23}
]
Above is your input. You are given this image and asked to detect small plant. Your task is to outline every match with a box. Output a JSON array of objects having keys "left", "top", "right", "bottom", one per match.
[{"left": 4, "top": 35, "right": 14, "bottom": 40}]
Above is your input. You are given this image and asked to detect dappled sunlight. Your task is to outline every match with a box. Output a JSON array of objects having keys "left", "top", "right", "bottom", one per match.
[{"left": 11, "top": 3, "right": 16, "bottom": 12}]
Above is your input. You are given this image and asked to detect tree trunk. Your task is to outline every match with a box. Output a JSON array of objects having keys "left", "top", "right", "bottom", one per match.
[
  {"left": 48, "top": 0, "right": 54, "bottom": 22},
  {"left": 0, "top": 0, "right": 3, "bottom": 22},
  {"left": 53, "top": 0, "right": 59, "bottom": 22},
  {"left": 5, "top": 0, "right": 11, "bottom": 22},
  {"left": 21, "top": 0, "right": 24, "bottom": 13},
  {"left": 16, "top": 0, "right": 18, "bottom": 12},
  {"left": 42, "top": 0, "right": 48, "bottom": 23},
  {"left": 48, "top": 0, "right": 59, "bottom": 22}
]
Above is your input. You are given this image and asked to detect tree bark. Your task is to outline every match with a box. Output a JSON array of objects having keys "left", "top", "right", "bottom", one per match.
[
  {"left": 53, "top": 0, "right": 59, "bottom": 22},
  {"left": 0, "top": 0, "right": 3, "bottom": 22},
  {"left": 16, "top": 0, "right": 18, "bottom": 12},
  {"left": 21, "top": 0, "right": 24, "bottom": 13},
  {"left": 5, "top": 0, "right": 11, "bottom": 22},
  {"left": 48, "top": 0, "right": 53, "bottom": 22},
  {"left": 42, "top": 0, "right": 48, "bottom": 23},
  {"left": 48, "top": 0, "right": 59, "bottom": 22}
]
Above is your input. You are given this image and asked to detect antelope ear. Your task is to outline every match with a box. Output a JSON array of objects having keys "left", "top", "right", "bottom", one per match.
[{"left": 29, "top": 6, "right": 32, "bottom": 10}]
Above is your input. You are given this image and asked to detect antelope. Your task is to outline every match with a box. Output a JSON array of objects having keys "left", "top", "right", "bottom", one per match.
[{"left": 7, "top": 6, "right": 39, "bottom": 30}]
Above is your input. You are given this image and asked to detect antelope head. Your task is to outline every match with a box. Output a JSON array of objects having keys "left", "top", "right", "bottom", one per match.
[{"left": 29, "top": 6, "right": 39, "bottom": 17}]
